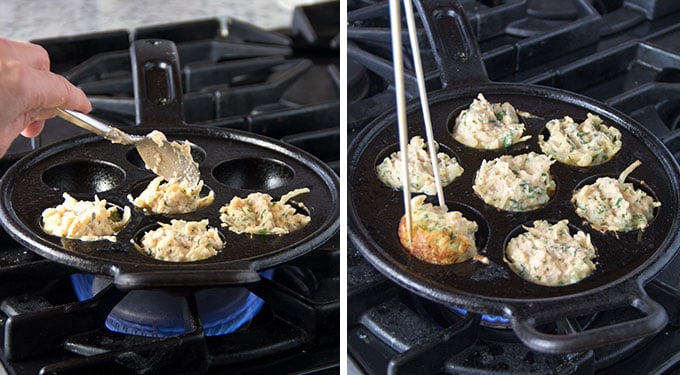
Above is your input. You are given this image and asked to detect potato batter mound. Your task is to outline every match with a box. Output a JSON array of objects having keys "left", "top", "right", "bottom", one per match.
[
  {"left": 572, "top": 160, "right": 660, "bottom": 232},
  {"left": 220, "top": 188, "right": 311, "bottom": 235},
  {"left": 452, "top": 93, "right": 531, "bottom": 149},
  {"left": 41, "top": 193, "right": 131, "bottom": 242},
  {"left": 137, "top": 219, "right": 223, "bottom": 262},
  {"left": 505, "top": 220, "right": 597, "bottom": 286},
  {"left": 398, "top": 195, "right": 478, "bottom": 265},
  {"left": 376, "top": 136, "right": 464, "bottom": 195},
  {"left": 473, "top": 152, "right": 556, "bottom": 212},
  {"left": 143, "top": 130, "right": 199, "bottom": 184},
  {"left": 539, "top": 113, "right": 622, "bottom": 167},
  {"left": 129, "top": 177, "right": 214, "bottom": 214}
]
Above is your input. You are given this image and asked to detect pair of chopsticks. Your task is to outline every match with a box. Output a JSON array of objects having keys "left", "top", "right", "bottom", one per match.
[{"left": 389, "top": 0, "right": 446, "bottom": 242}]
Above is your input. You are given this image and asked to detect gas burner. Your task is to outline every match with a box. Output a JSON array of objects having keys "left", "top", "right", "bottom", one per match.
[
  {"left": 347, "top": 248, "right": 674, "bottom": 374},
  {"left": 348, "top": 278, "right": 597, "bottom": 374},
  {"left": 448, "top": 307, "right": 510, "bottom": 329},
  {"left": 71, "top": 271, "right": 275, "bottom": 337},
  {"left": 0, "top": 236, "right": 339, "bottom": 373}
]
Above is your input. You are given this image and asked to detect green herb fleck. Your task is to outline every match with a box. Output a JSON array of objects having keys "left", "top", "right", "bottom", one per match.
[
  {"left": 615, "top": 197, "right": 624, "bottom": 208},
  {"left": 503, "top": 134, "right": 512, "bottom": 148}
]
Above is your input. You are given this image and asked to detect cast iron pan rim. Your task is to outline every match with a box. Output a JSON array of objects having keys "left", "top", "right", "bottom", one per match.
[
  {"left": 348, "top": 82, "right": 680, "bottom": 310},
  {"left": 0, "top": 126, "right": 340, "bottom": 280}
]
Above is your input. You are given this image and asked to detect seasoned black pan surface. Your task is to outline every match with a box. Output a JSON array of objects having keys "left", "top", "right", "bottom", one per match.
[{"left": 350, "top": 84, "right": 678, "bottom": 301}]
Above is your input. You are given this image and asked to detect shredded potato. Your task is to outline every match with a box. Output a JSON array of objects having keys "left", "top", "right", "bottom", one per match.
[
  {"left": 129, "top": 177, "right": 214, "bottom": 214},
  {"left": 41, "top": 193, "right": 131, "bottom": 242},
  {"left": 398, "top": 195, "right": 478, "bottom": 265},
  {"left": 473, "top": 152, "right": 555, "bottom": 212},
  {"left": 137, "top": 219, "right": 223, "bottom": 262},
  {"left": 452, "top": 93, "right": 531, "bottom": 149},
  {"left": 539, "top": 113, "right": 621, "bottom": 167},
  {"left": 572, "top": 160, "right": 660, "bottom": 232},
  {"left": 220, "top": 188, "right": 311, "bottom": 235},
  {"left": 376, "top": 136, "right": 464, "bottom": 195},
  {"left": 505, "top": 220, "right": 597, "bottom": 286}
]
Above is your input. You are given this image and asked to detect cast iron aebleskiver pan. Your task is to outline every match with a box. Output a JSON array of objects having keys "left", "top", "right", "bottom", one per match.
[
  {"left": 0, "top": 39, "right": 339, "bottom": 291},
  {"left": 348, "top": 0, "right": 680, "bottom": 354}
]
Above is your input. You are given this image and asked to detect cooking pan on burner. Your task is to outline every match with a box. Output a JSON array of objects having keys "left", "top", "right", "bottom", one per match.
[
  {"left": 348, "top": 0, "right": 680, "bottom": 354},
  {"left": 0, "top": 39, "right": 339, "bottom": 291}
]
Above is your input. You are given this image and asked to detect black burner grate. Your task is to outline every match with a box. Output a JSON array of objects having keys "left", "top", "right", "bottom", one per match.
[
  {"left": 0, "top": 234, "right": 339, "bottom": 374},
  {"left": 348, "top": 0, "right": 680, "bottom": 374}
]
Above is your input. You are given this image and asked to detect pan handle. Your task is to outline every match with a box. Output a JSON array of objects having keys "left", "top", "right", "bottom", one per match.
[
  {"left": 413, "top": 0, "right": 491, "bottom": 88},
  {"left": 510, "top": 280, "right": 668, "bottom": 354},
  {"left": 130, "top": 39, "right": 185, "bottom": 127},
  {"left": 112, "top": 265, "right": 262, "bottom": 291}
]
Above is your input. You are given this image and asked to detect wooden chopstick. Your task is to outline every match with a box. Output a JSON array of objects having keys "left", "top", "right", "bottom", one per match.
[
  {"left": 403, "top": 0, "right": 447, "bottom": 210},
  {"left": 389, "top": 0, "right": 412, "bottom": 243}
]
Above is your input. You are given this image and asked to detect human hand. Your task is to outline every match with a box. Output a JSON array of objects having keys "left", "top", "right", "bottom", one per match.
[{"left": 0, "top": 38, "right": 91, "bottom": 158}]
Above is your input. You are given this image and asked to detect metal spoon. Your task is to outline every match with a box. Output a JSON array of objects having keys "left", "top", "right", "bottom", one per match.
[{"left": 55, "top": 108, "right": 200, "bottom": 186}]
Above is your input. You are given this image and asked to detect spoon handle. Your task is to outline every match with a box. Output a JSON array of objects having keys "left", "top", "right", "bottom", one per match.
[{"left": 55, "top": 108, "right": 142, "bottom": 145}]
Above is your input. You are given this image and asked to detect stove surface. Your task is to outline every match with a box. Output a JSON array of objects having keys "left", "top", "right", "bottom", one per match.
[{"left": 0, "top": 2, "right": 339, "bottom": 374}]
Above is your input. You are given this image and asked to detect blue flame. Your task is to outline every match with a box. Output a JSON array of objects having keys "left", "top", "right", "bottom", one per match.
[
  {"left": 71, "top": 270, "right": 273, "bottom": 337},
  {"left": 449, "top": 306, "right": 509, "bottom": 324}
]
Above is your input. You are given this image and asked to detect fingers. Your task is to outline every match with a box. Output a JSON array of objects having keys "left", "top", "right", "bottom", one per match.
[
  {"left": 0, "top": 116, "right": 29, "bottom": 158},
  {"left": 21, "top": 120, "right": 45, "bottom": 138},
  {"left": 0, "top": 38, "right": 90, "bottom": 157},
  {"left": 18, "top": 67, "right": 91, "bottom": 114},
  {"left": 16, "top": 73, "right": 90, "bottom": 140},
  {"left": 0, "top": 37, "right": 50, "bottom": 71},
  {"left": 0, "top": 61, "right": 90, "bottom": 147},
  {"left": 25, "top": 107, "right": 57, "bottom": 122}
]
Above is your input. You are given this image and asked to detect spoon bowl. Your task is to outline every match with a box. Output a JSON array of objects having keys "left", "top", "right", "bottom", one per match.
[{"left": 55, "top": 108, "right": 200, "bottom": 186}]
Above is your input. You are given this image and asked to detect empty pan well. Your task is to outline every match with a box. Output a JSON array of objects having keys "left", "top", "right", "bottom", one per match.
[
  {"left": 42, "top": 160, "right": 125, "bottom": 194},
  {"left": 213, "top": 158, "right": 294, "bottom": 190}
]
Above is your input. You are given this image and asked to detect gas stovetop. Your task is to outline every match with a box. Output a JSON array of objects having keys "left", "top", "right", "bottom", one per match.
[
  {"left": 0, "top": 2, "right": 339, "bottom": 374},
  {"left": 348, "top": 0, "right": 680, "bottom": 374}
]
